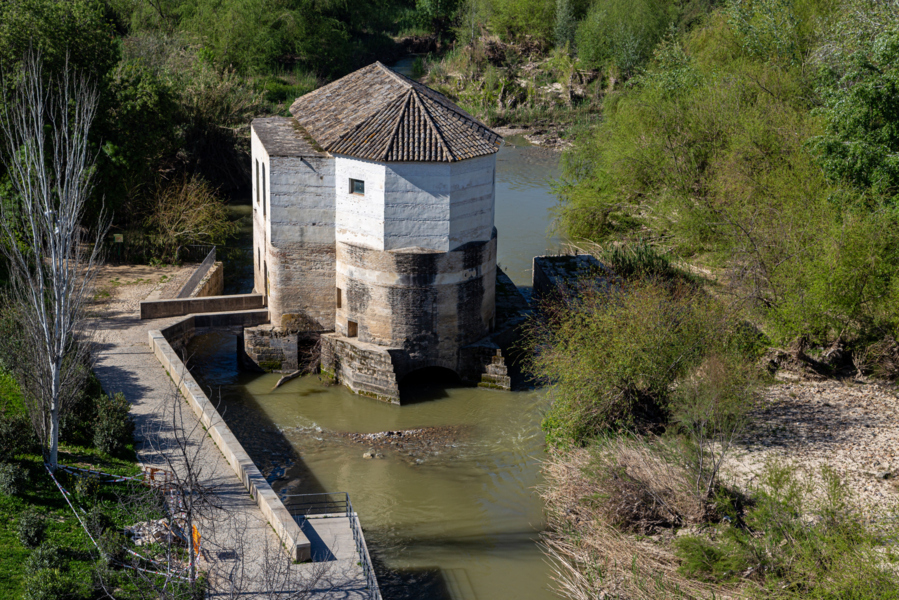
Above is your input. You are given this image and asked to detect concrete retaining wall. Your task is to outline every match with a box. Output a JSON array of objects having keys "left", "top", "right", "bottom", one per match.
[
  {"left": 148, "top": 314, "right": 311, "bottom": 561},
  {"left": 190, "top": 261, "right": 224, "bottom": 298},
  {"left": 140, "top": 294, "right": 265, "bottom": 320}
]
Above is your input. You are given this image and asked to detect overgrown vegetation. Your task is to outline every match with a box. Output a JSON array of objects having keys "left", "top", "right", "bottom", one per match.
[
  {"left": 531, "top": 0, "right": 899, "bottom": 596},
  {"left": 0, "top": 364, "right": 145, "bottom": 599}
]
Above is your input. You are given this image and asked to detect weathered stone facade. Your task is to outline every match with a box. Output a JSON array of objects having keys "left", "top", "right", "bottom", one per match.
[{"left": 247, "top": 63, "right": 514, "bottom": 402}]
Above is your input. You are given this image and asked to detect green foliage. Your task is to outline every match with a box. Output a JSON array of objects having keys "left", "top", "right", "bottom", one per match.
[
  {"left": 93, "top": 392, "right": 134, "bottom": 457},
  {"left": 17, "top": 509, "right": 46, "bottom": 549},
  {"left": 575, "top": 0, "right": 673, "bottom": 73},
  {"left": 142, "top": 175, "right": 240, "bottom": 262},
  {"left": 600, "top": 241, "right": 685, "bottom": 283},
  {"left": 60, "top": 372, "right": 104, "bottom": 447},
  {"left": 554, "top": 0, "right": 577, "bottom": 48},
  {"left": 0, "top": 0, "right": 119, "bottom": 80},
  {"left": 489, "top": 0, "right": 556, "bottom": 41},
  {"left": 259, "top": 68, "right": 318, "bottom": 106},
  {"left": 0, "top": 412, "right": 37, "bottom": 462},
  {"left": 21, "top": 568, "right": 85, "bottom": 600},
  {"left": 527, "top": 279, "right": 734, "bottom": 445},
  {"left": 24, "top": 543, "right": 64, "bottom": 575},
  {"left": 101, "top": 59, "right": 181, "bottom": 204},
  {"left": 814, "top": 26, "right": 899, "bottom": 197},
  {"left": 74, "top": 476, "right": 100, "bottom": 500},
  {"left": 0, "top": 463, "right": 25, "bottom": 497},
  {"left": 674, "top": 463, "right": 899, "bottom": 598},
  {"left": 556, "top": 6, "right": 899, "bottom": 346}
]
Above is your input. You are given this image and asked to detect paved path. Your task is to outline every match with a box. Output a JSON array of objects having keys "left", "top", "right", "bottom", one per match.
[{"left": 89, "top": 267, "right": 369, "bottom": 598}]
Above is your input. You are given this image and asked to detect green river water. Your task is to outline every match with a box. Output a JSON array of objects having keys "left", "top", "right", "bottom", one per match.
[{"left": 198, "top": 123, "right": 563, "bottom": 599}]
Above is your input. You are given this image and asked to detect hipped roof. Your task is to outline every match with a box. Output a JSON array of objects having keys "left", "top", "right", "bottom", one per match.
[{"left": 289, "top": 62, "right": 502, "bottom": 163}]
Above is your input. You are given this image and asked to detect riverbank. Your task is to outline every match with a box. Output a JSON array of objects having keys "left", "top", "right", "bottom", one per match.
[
  {"left": 418, "top": 37, "right": 602, "bottom": 149},
  {"left": 540, "top": 367, "right": 899, "bottom": 600}
]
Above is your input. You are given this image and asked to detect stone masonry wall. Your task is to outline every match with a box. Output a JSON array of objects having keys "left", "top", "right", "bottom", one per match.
[
  {"left": 334, "top": 230, "right": 496, "bottom": 381},
  {"left": 243, "top": 325, "right": 298, "bottom": 372},
  {"left": 320, "top": 334, "right": 400, "bottom": 402},
  {"left": 265, "top": 154, "right": 336, "bottom": 329},
  {"left": 190, "top": 261, "right": 224, "bottom": 298}
]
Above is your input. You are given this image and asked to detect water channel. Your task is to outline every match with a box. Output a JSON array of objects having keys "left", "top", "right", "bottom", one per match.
[{"left": 196, "top": 97, "right": 564, "bottom": 599}]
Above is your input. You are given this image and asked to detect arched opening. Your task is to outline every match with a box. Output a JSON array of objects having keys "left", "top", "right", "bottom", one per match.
[{"left": 398, "top": 366, "right": 464, "bottom": 404}]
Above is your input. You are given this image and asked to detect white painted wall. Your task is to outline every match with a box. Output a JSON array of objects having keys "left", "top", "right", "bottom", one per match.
[
  {"left": 384, "top": 162, "right": 451, "bottom": 251},
  {"left": 449, "top": 154, "right": 495, "bottom": 249},
  {"left": 268, "top": 156, "right": 335, "bottom": 247},
  {"left": 335, "top": 155, "right": 496, "bottom": 253},
  {"left": 335, "top": 155, "right": 386, "bottom": 250},
  {"left": 250, "top": 128, "right": 269, "bottom": 294}
]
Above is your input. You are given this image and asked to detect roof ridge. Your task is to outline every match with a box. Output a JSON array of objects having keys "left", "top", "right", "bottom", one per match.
[
  {"left": 412, "top": 89, "right": 455, "bottom": 162},
  {"left": 375, "top": 62, "right": 412, "bottom": 88},
  {"left": 382, "top": 90, "right": 412, "bottom": 160}
]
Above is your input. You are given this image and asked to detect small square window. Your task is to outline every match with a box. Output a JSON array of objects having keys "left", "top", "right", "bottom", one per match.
[{"left": 350, "top": 178, "right": 365, "bottom": 195}]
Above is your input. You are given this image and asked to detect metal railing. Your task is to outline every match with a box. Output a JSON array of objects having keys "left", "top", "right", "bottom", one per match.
[
  {"left": 176, "top": 247, "right": 216, "bottom": 298},
  {"left": 281, "top": 492, "right": 382, "bottom": 600}
]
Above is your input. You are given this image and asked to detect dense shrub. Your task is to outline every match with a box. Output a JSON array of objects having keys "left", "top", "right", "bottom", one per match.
[
  {"left": 24, "top": 543, "right": 64, "bottom": 575},
  {"left": 525, "top": 278, "right": 750, "bottom": 445},
  {"left": 21, "top": 568, "right": 81, "bottom": 600},
  {"left": 0, "top": 411, "right": 38, "bottom": 460},
  {"left": 99, "top": 530, "right": 129, "bottom": 568},
  {"left": 18, "top": 509, "right": 47, "bottom": 548},
  {"left": 556, "top": 10, "right": 899, "bottom": 346},
  {"left": 74, "top": 475, "right": 100, "bottom": 500},
  {"left": 60, "top": 372, "right": 103, "bottom": 446},
  {"left": 575, "top": 0, "right": 673, "bottom": 73},
  {"left": 93, "top": 392, "right": 134, "bottom": 456},
  {"left": 674, "top": 464, "right": 899, "bottom": 598},
  {"left": 0, "top": 461, "right": 26, "bottom": 496}
]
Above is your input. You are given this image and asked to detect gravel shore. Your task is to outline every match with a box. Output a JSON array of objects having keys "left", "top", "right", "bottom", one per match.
[{"left": 726, "top": 376, "right": 899, "bottom": 517}]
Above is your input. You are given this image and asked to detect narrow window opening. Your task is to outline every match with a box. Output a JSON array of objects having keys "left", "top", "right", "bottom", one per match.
[
  {"left": 349, "top": 178, "right": 365, "bottom": 195},
  {"left": 347, "top": 320, "right": 358, "bottom": 338},
  {"left": 336, "top": 288, "right": 342, "bottom": 309},
  {"left": 255, "top": 160, "right": 259, "bottom": 205},
  {"left": 262, "top": 167, "right": 266, "bottom": 217}
]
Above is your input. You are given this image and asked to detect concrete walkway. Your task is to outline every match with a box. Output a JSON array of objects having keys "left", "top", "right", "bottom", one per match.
[{"left": 89, "top": 268, "right": 369, "bottom": 598}]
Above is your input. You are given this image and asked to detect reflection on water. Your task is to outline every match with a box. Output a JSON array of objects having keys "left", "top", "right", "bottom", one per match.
[
  {"left": 186, "top": 333, "right": 554, "bottom": 600},
  {"left": 495, "top": 141, "right": 563, "bottom": 286}
]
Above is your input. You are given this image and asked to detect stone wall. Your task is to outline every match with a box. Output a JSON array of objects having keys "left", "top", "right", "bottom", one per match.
[
  {"left": 320, "top": 334, "right": 400, "bottom": 402},
  {"left": 243, "top": 325, "right": 298, "bottom": 372},
  {"left": 190, "top": 261, "right": 224, "bottom": 298},
  {"left": 251, "top": 125, "right": 337, "bottom": 329},
  {"left": 148, "top": 321, "right": 310, "bottom": 561},
  {"left": 139, "top": 294, "right": 266, "bottom": 320},
  {"left": 532, "top": 254, "right": 603, "bottom": 300},
  {"left": 334, "top": 230, "right": 496, "bottom": 380}
]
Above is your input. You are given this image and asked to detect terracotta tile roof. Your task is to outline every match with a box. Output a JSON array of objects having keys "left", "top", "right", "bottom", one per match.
[
  {"left": 251, "top": 117, "right": 325, "bottom": 157},
  {"left": 289, "top": 62, "right": 502, "bottom": 162}
]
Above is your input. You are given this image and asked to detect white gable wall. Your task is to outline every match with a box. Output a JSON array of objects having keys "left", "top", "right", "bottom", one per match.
[{"left": 335, "top": 156, "right": 386, "bottom": 250}]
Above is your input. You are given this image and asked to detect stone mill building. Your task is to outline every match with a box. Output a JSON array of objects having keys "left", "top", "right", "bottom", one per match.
[{"left": 245, "top": 61, "right": 512, "bottom": 403}]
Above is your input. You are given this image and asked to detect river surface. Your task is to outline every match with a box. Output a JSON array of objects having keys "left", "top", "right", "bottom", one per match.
[{"left": 200, "top": 91, "right": 563, "bottom": 599}]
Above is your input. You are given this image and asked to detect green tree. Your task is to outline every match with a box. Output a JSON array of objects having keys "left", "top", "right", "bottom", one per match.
[
  {"left": 815, "top": 27, "right": 899, "bottom": 197},
  {"left": 575, "top": 0, "right": 673, "bottom": 73}
]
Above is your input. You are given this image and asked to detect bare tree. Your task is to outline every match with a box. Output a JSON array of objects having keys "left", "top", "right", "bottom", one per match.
[{"left": 0, "top": 52, "right": 105, "bottom": 471}]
